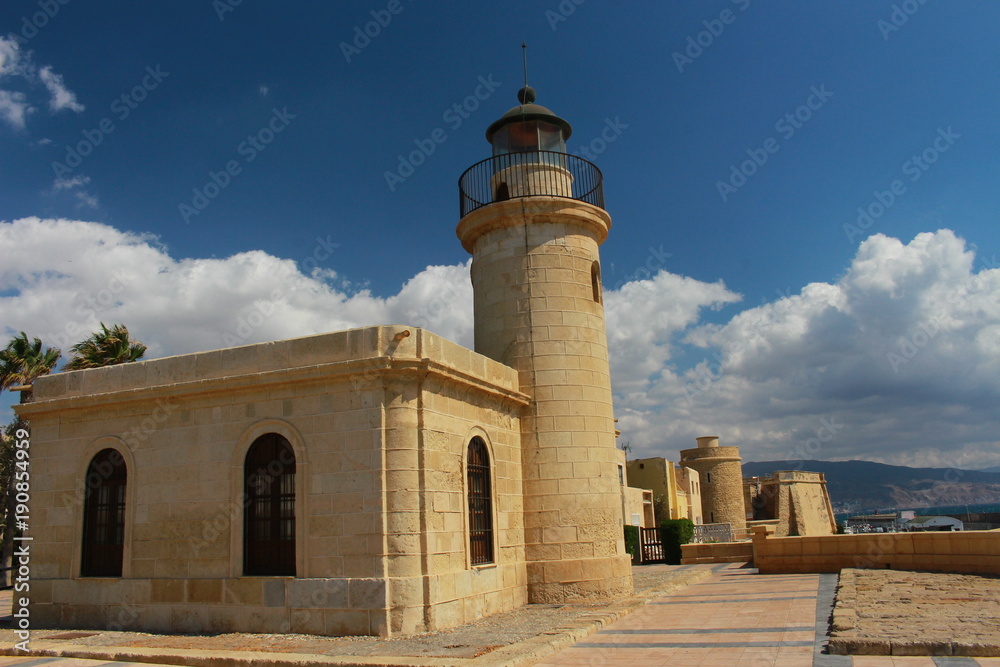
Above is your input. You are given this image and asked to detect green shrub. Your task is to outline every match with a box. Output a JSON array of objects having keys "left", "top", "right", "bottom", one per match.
[
  {"left": 623, "top": 525, "right": 640, "bottom": 562},
  {"left": 660, "top": 518, "right": 695, "bottom": 564}
]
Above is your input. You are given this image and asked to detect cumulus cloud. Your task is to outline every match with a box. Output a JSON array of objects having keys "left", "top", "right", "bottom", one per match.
[
  {"left": 1, "top": 218, "right": 998, "bottom": 469},
  {"left": 0, "top": 217, "right": 472, "bottom": 360},
  {"left": 0, "top": 35, "right": 83, "bottom": 130},
  {"left": 619, "top": 229, "right": 1000, "bottom": 469}
]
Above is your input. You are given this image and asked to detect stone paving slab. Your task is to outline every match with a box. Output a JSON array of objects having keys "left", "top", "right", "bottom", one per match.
[
  {"left": 536, "top": 563, "right": 823, "bottom": 666},
  {"left": 829, "top": 569, "right": 1000, "bottom": 657},
  {"left": 0, "top": 565, "right": 712, "bottom": 667},
  {"left": 8, "top": 566, "right": 1000, "bottom": 665}
]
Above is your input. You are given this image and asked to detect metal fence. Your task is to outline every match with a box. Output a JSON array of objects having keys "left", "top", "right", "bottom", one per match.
[
  {"left": 458, "top": 150, "right": 605, "bottom": 217},
  {"left": 640, "top": 527, "right": 665, "bottom": 563}
]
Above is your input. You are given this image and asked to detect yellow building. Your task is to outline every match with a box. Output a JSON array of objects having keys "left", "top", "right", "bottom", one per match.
[{"left": 625, "top": 457, "right": 702, "bottom": 524}]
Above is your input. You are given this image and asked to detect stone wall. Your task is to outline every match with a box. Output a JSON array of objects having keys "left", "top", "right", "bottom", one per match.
[
  {"left": 745, "top": 471, "right": 836, "bottom": 537},
  {"left": 752, "top": 527, "right": 1000, "bottom": 575},
  {"left": 680, "top": 541, "right": 754, "bottom": 565},
  {"left": 458, "top": 197, "right": 633, "bottom": 603},
  {"left": 679, "top": 440, "right": 746, "bottom": 533},
  {"left": 17, "top": 326, "right": 529, "bottom": 636}
]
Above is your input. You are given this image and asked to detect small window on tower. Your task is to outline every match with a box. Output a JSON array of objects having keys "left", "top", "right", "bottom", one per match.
[
  {"left": 591, "top": 261, "right": 602, "bottom": 303},
  {"left": 706, "top": 472, "right": 712, "bottom": 484}
]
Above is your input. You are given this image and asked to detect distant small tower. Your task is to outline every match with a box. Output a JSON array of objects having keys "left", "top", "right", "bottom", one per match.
[
  {"left": 679, "top": 436, "right": 747, "bottom": 532},
  {"left": 457, "top": 85, "right": 632, "bottom": 602}
]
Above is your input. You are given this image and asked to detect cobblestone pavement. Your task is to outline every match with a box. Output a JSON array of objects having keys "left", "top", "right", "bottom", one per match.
[{"left": 829, "top": 568, "right": 1000, "bottom": 657}]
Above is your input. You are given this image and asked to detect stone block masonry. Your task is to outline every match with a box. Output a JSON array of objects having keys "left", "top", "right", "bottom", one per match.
[{"left": 17, "top": 326, "right": 530, "bottom": 636}]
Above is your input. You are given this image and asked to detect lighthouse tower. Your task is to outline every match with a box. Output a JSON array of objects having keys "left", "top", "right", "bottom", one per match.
[{"left": 457, "top": 87, "right": 632, "bottom": 602}]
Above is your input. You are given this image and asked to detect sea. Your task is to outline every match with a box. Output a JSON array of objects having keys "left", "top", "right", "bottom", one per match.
[{"left": 834, "top": 501, "right": 1000, "bottom": 523}]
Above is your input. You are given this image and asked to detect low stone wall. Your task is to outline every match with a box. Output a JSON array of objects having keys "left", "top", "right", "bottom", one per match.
[
  {"left": 753, "top": 528, "right": 1000, "bottom": 575},
  {"left": 680, "top": 541, "right": 753, "bottom": 565}
]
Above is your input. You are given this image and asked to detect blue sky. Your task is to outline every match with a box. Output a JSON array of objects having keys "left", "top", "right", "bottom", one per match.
[{"left": 2, "top": 1, "right": 999, "bottom": 468}]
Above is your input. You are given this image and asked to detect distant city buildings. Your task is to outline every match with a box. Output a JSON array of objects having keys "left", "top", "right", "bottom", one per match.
[{"left": 845, "top": 511, "right": 965, "bottom": 532}]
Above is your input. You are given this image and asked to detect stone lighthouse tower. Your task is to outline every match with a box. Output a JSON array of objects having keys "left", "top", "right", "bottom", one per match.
[
  {"left": 679, "top": 436, "right": 747, "bottom": 533},
  {"left": 457, "top": 86, "right": 632, "bottom": 602}
]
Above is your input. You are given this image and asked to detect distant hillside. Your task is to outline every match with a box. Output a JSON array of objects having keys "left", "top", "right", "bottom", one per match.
[
  {"left": 980, "top": 465, "right": 1000, "bottom": 473},
  {"left": 742, "top": 460, "right": 1000, "bottom": 511}
]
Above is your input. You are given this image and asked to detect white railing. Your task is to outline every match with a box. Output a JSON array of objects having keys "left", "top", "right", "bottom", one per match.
[{"left": 692, "top": 523, "right": 733, "bottom": 544}]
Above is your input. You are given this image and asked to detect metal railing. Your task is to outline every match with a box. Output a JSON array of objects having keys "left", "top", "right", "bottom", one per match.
[
  {"left": 458, "top": 150, "right": 605, "bottom": 218},
  {"left": 692, "top": 523, "right": 736, "bottom": 544}
]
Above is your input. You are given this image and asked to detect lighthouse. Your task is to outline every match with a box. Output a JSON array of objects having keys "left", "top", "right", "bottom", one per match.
[{"left": 457, "top": 86, "right": 633, "bottom": 602}]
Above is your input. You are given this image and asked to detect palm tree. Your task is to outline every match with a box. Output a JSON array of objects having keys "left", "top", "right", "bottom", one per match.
[
  {"left": 0, "top": 332, "right": 60, "bottom": 586},
  {"left": 0, "top": 331, "right": 62, "bottom": 403},
  {"left": 65, "top": 323, "right": 147, "bottom": 370}
]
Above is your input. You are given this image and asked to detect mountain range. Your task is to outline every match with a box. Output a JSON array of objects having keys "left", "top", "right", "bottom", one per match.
[{"left": 742, "top": 459, "right": 1000, "bottom": 512}]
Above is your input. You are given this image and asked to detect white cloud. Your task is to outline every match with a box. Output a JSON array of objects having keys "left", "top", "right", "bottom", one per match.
[
  {"left": 73, "top": 191, "right": 99, "bottom": 209},
  {"left": 53, "top": 175, "right": 90, "bottom": 191},
  {"left": 38, "top": 65, "right": 84, "bottom": 112},
  {"left": 620, "top": 229, "right": 1000, "bottom": 469},
  {"left": 0, "top": 217, "right": 471, "bottom": 360},
  {"left": 1, "top": 219, "right": 998, "bottom": 469},
  {"left": 0, "top": 35, "right": 83, "bottom": 130},
  {"left": 51, "top": 175, "right": 98, "bottom": 209},
  {"left": 0, "top": 89, "right": 31, "bottom": 129},
  {"left": 0, "top": 36, "right": 25, "bottom": 77}
]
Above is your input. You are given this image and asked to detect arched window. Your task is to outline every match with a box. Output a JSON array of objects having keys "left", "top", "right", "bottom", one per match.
[
  {"left": 81, "top": 448, "right": 127, "bottom": 577},
  {"left": 591, "top": 261, "right": 602, "bottom": 303},
  {"left": 244, "top": 433, "right": 296, "bottom": 576},
  {"left": 467, "top": 437, "right": 494, "bottom": 565}
]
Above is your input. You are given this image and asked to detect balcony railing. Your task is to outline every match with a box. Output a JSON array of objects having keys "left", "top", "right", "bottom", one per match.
[{"left": 458, "top": 150, "right": 605, "bottom": 218}]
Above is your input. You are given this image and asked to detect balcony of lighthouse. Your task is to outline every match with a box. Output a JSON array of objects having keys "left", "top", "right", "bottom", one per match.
[{"left": 458, "top": 150, "right": 605, "bottom": 218}]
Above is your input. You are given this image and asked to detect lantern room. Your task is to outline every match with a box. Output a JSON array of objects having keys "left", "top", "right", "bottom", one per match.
[{"left": 485, "top": 86, "right": 572, "bottom": 156}]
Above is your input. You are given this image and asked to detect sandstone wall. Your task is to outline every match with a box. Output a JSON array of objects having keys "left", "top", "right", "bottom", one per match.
[
  {"left": 752, "top": 528, "right": 1000, "bottom": 575},
  {"left": 18, "top": 326, "right": 528, "bottom": 636},
  {"left": 458, "top": 197, "right": 632, "bottom": 603}
]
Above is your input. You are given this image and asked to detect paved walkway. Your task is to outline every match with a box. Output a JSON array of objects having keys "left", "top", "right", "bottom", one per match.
[
  {"left": 0, "top": 659, "right": 180, "bottom": 666},
  {"left": 5, "top": 566, "right": 1000, "bottom": 665},
  {"left": 536, "top": 563, "right": 1000, "bottom": 667}
]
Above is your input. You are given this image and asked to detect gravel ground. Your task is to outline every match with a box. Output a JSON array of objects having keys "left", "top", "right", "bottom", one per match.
[{"left": 0, "top": 563, "right": 700, "bottom": 660}]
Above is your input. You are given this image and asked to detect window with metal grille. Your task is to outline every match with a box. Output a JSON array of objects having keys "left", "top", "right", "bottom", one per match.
[
  {"left": 467, "top": 437, "right": 494, "bottom": 565},
  {"left": 244, "top": 433, "right": 296, "bottom": 576},
  {"left": 81, "top": 448, "right": 127, "bottom": 577}
]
